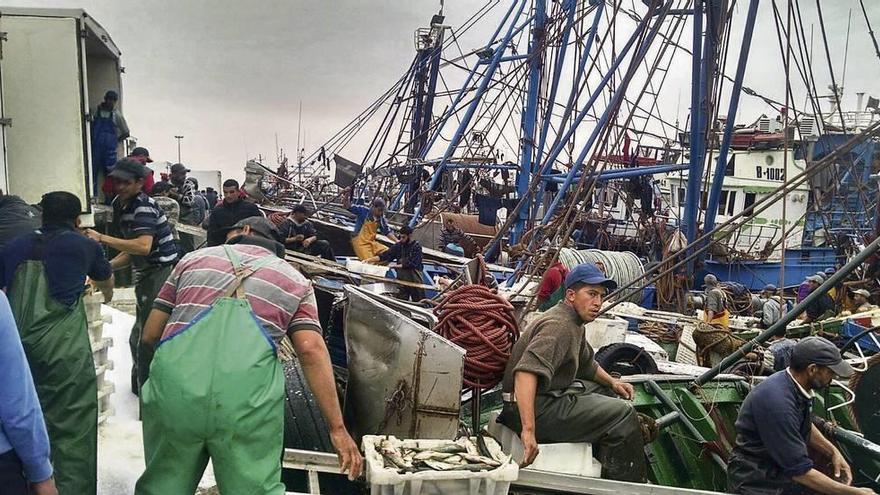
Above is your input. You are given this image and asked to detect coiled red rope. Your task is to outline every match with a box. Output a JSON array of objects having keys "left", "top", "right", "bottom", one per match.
[{"left": 432, "top": 261, "right": 520, "bottom": 389}]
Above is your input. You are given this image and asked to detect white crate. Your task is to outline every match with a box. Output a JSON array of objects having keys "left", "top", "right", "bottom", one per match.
[
  {"left": 88, "top": 320, "right": 104, "bottom": 344},
  {"left": 94, "top": 362, "right": 114, "bottom": 390},
  {"left": 84, "top": 293, "right": 103, "bottom": 322},
  {"left": 97, "top": 382, "right": 115, "bottom": 415},
  {"left": 363, "top": 435, "right": 518, "bottom": 495},
  {"left": 346, "top": 259, "right": 390, "bottom": 278},
  {"left": 485, "top": 412, "right": 601, "bottom": 478},
  {"left": 91, "top": 337, "right": 113, "bottom": 367}
]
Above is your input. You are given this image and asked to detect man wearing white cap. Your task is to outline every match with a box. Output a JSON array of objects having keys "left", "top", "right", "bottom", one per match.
[{"left": 851, "top": 289, "right": 876, "bottom": 314}]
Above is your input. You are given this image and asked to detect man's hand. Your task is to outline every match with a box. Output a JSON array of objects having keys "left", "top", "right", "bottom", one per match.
[
  {"left": 519, "top": 429, "right": 540, "bottom": 467},
  {"left": 302, "top": 237, "right": 313, "bottom": 248},
  {"left": 329, "top": 427, "right": 363, "bottom": 481},
  {"left": 831, "top": 450, "right": 853, "bottom": 485},
  {"left": 611, "top": 380, "right": 635, "bottom": 400},
  {"left": 30, "top": 478, "right": 58, "bottom": 495},
  {"left": 364, "top": 256, "right": 380, "bottom": 264},
  {"left": 84, "top": 229, "right": 103, "bottom": 243}
]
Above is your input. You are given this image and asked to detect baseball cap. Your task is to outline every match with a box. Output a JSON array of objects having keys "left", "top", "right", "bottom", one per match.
[
  {"left": 130, "top": 147, "right": 153, "bottom": 163},
  {"left": 815, "top": 271, "right": 827, "bottom": 281},
  {"left": 806, "top": 275, "right": 824, "bottom": 284},
  {"left": 170, "top": 163, "right": 190, "bottom": 174},
  {"left": 790, "top": 336, "right": 854, "bottom": 378},
  {"left": 762, "top": 284, "right": 777, "bottom": 292},
  {"left": 108, "top": 158, "right": 146, "bottom": 181},
  {"left": 564, "top": 263, "right": 617, "bottom": 292},
  {"left": 228, "top": 216, "right": 277, "bottom": 240},
  {"left": 704, "top": 274, "right": 718, "bottom": 286},
  {"left": 292, "top": 204, "right": 308, "bottom": 214},
  {"left": 824, "top": 267, "right": 836, "bottom": 275},
  {"left": 852, "top": 288, "right": 871, "bottom": 298},
  {"left": 371, "top": 197, "right": 386, "bottom": 210}
]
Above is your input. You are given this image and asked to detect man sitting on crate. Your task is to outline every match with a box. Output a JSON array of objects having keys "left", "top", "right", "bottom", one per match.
[{"left": 498, "top": 263, "right": 649, "bottom": 482}]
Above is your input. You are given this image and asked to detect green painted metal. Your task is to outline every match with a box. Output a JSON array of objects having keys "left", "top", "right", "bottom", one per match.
[{"left": 469, "top": 374, "right": 880, "bottom": 491}]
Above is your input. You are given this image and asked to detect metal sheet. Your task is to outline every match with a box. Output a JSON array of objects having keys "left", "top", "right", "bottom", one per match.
[{"left": 343, "top": 285, "right": 464, "bottom": 440}]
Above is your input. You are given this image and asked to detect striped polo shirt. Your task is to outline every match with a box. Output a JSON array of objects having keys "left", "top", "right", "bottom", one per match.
[
  {"left": 112, "top": 192, "right": 179, "bottom": 267},
  {"left": 153, "top": 243, "right": 321, "bottom": 343}
]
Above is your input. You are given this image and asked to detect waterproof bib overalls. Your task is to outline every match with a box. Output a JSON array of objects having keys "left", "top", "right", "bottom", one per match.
[
  {"left": 8, "top": 231, "right": 98, "bottom": 495},
  {"left": 91, "top": 109, "right": 117, "bottom": 195},
  {"left": 351, "top": 216, "right": 388, "bottom": 260},
  {"left": 135, "top": 246, "right": 286, "bottom": 495}
]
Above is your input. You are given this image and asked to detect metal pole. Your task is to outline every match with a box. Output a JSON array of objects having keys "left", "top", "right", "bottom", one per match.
[
  {"left": 174, "top": 135, "right": 183, "bottom": 163},
  {"left": 702, "top": 0, "right": 760, "bottom": 233},
  {"left": 814, "top": 416, "right": 880, "bottom": 463},
  {"left": 692, "top": 234, "right": 880, "bottom": 387},
  {"left": 682, "top": 0, "right": 705, "bottom": 255},
  {"left": 541, "top": 163, "right": 689, "bottom": 183},
  {"left": 511, "top": 0, "right": 547, "bottom": 245}
]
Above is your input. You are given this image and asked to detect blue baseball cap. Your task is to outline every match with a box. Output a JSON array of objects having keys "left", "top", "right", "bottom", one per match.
[{"left": 564, "top": 263, "right": 617, "bottom": 291}]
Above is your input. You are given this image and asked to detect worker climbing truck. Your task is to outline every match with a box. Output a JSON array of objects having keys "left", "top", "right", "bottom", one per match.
[{"left": 0, "top": 8, "right": 124, "bottom": 223}]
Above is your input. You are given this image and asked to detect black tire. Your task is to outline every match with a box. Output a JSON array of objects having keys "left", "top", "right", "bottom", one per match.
[
  {"left": 595, "top": 342, "right": 659, "bottom": 376},
  {"left": 282, "top": 358, "right": 333, "bottom": 452}
]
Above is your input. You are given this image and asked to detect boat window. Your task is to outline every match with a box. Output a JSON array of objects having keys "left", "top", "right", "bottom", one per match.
[
  {"left": 727, "top": 191, "right": 737, "bottom": 216},
  {"left": 744, "top": 192, "right": 756, "bottom": 216},
  {"left": 725, "top": 155, "right": 736, "bottom": 176},
  {"left": 717, "top": 191, "right": 728, "bottom": 216},
  {"left": 700, "top": 191, "right": 708, "bottom": 210},
  {"left": 678, "top": 188, "right": 685, "bottom": 205}
]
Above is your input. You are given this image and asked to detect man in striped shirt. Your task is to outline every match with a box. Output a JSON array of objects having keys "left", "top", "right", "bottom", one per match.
[
  {"left": 137, "top": 217, "right": 361, "bottom": 492},
  {"left": 86, "top": 158, "right": 179, "bottom": 394}
]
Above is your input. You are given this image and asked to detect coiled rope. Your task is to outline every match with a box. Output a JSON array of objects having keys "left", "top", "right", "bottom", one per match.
[
  {"left": 558, "top": 248, "right": 646, "bottom": 303},
  {"left": 432, "top": 257, "right": 520, "bottom": 389}
]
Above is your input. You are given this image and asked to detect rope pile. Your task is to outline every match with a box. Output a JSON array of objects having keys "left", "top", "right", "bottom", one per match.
[
  {"left": 433, "top": 260, "right": 520, "bottom": 389},
  {"left": 558, "top": 248, "right": 646, "bottom": 303},
  {"left": 637, "top": 321, "right": 682, "bottom": 344}
]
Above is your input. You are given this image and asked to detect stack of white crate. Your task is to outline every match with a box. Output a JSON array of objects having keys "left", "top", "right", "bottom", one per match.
[{"left": 84, "top": 292, "right": 115, "bottom": 424}]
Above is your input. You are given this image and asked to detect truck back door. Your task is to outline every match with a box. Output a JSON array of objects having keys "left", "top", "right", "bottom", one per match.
[{"left": 0, "top": 14, "right": 90, "bottom": 206}]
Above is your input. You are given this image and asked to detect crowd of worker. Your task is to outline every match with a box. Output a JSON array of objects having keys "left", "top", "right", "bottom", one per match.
[
  {"left": 0, "top": 136, "right": 362, "bottom": 493},
  {"left": 0, "top": 88, "right": 873, "bottom": 495}
]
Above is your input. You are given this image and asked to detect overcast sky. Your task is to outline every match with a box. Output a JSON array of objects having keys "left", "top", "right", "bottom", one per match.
[{"left": 8, "top": 0, "right": 880, "bottom": 182}]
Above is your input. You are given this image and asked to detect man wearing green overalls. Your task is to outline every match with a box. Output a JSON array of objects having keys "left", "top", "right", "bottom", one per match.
[
  {"left": 135, "top": 217, "right": 362, "bottom": 494},
  {"left": 499, "top": 263, "right": 648, "bottom": 482},
  {"left": 1, "top": 191, "right": 115, "bottom": 495},
  {"left": 85, "top": 158, "right": 180, "bottom": 394}
]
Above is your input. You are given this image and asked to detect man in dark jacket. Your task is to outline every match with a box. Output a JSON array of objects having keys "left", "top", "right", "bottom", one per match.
[
  {"left": 278, "top": 204, "right": 335, "bottom": 261},
  {"left": 366, "top": 225, "right": 424, "bottom": 302},
  {"left": 205, "top": 179, "right": 263, "bottom": 246},
  {"left": 0, "top": 193, "right": 40, "bottom": 249},
  {"left": 728, "top": 337, "right": 868, "bottom": 495}
]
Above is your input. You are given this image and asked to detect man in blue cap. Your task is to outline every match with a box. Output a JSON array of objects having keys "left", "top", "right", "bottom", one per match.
[
  {"left": 498, "top": 263, "right": 647, "bottom": 482},
  {"left": 728, "top": 337, "right": 870, "bottom": 495}
]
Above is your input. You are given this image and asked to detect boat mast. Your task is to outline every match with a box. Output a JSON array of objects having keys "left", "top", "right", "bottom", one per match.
[{"left": 509, "top": 0, "right": 547, "bottom": 245}]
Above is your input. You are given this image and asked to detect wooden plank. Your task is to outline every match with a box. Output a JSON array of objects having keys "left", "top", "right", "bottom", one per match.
[{"left": 283, "top": 250, "right": 439, "bottom": 290}]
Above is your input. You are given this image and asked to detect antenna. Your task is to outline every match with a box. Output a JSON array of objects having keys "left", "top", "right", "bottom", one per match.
[
  {"left": 842, "top": 8, "right": 852, "bottom": 91},
  {"left": 296, "top": 101, "right": 303, "bottom": 166},
  {"left": 275, "top": 133, "right": 280, "bottom": 164}
]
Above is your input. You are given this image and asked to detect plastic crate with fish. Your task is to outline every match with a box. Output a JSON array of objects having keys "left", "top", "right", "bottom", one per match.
[{"left": 363, "top": 435, "right": 518, "bottom": 495}]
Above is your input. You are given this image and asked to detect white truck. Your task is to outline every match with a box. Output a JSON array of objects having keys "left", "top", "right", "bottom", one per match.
[
  {"left": 0, "top": 8, "right": 124, "bottom": 223},
  {"left": 188, "top": 169, "right": 223, "bottom": 194}
]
